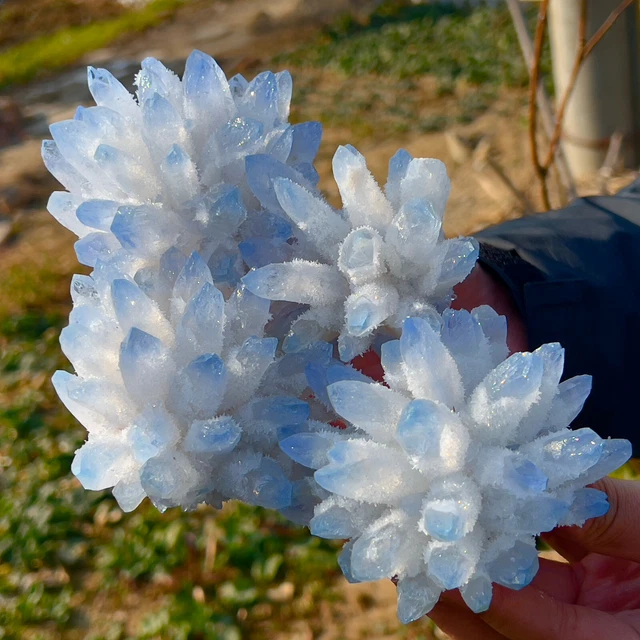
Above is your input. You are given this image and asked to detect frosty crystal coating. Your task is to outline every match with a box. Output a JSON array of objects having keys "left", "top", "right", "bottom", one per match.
[
  {"left": 42, "top": 51, "right": 631, "bottom": 626},
  {"left": 282, "top": 309, "right": 631, "bottom": 622},
  {"left": 243, "top": 145, "right": 478, "bottom": 360},
  {"left": 43, "top": 51, "right": 329, "bottom": 515}
]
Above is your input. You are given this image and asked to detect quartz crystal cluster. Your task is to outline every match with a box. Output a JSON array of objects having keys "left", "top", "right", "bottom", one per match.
[
  {"left": 44, "top": 51, "right": 631, "bottom": 624},
  {"left": 44, "top": 51, "right": 327, "bottom": 516},
  {"left": 281, "top": 309, "right": 632, "bottom": 622},
  {"left": 243, "top": 145, "right": 478, "bottom": 361}
]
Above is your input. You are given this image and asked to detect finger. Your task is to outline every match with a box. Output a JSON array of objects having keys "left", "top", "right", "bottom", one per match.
[
  {"left": 547, "top": 478, "right": 640, "bottom": 564},
  {"left": 541, "top": 530, "right": 589, "bottom": 563},
  {"left": 429, "top": 598, "right": 507, "bottom": 640},
  {"left": 529, "top": 558, "right": 580, "bottom": 604},
  {"left": 481, "top": 583, "right": 638, "bottom": 640}
]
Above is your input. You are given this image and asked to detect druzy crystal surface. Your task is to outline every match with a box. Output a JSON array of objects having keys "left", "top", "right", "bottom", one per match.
[
  {"left": 43, "top": 51, "right": 631, "bottom": 624},
  {"left": 283, "top": 310, "right": 630, "bottom": 621},
  {"left": 243, "top": 145, "right": 478, "bottom": 361}
]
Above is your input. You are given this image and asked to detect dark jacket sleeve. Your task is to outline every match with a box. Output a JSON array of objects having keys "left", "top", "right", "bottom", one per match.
[{"left": 475, "top": 194, "right": 640, "bottom": 455}]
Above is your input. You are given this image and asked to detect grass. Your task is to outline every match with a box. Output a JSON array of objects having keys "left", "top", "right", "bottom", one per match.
[
  {"left": 0, "top": 0, "right": 187, "bottom": 88},
  {"left": 276, "top": 1, "right": 552, "bottom": 141},
  {"left": 278, "top": 1, "right": 551, "bottom": 89}
]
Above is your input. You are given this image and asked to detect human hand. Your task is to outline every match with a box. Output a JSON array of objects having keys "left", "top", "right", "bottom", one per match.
[
  {"left": 428, "top": 477, "right": 640, "bottom": 640},
  {"left": 452, "top": 262, "right": 528, "bottom": 354}
]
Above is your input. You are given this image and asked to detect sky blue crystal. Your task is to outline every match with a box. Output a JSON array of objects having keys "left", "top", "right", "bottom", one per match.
[
  {"left": 342, "top": 228, "right": 376, "bottom": 271},
  {"left": 422, "top": 500, "right": 466, "bottom": 542},
  {"left": 245, "top": 458, "right": 292, "bottom": 510},
  {"left": 239, "top": 237, "right": 293, "bottom": 269},
  {"left": 391, "top": 197, "right": 441, "bottom": 253},
  {"left": 279, "top": 478, "right": 321, "bottom": 526},
  {"left": 197, "top": 186, "right": 247, "bottom": 235},
  {"left": 76, "top": 200, "right": 119, "bottom": 231},
  {"left": 305, "top": 362, "right": 332, "bottom": 407},
  {"left": 111, "top": 278, "right": 156, "bottom": 334},
  {"left": 220, "top": 116, "right": 263, "bottom": 153},
  {"left": 207, "top": 247, "right": 243, "bottom": 286},
  {"left": 42, "top": 50, "right": 638, "bottom": 629},
  {"left": 173, "top": 252, "right": 213, "bottom": 302},
  {"left": 47, "top": 191, "right": 78, "bottom": 231},
  {"left": 577, "top": 438, "right": 632, "bottom": 485},
  {"left": 283, "top": 320, "right": 325, "bottom": 354},
  {"left": 74, "top": 232, "right": 120, "bottom": 267},
  {"left": 94, "top": 144, "right": 148, "bottom": 197},
  {"left": 351, "top": 521, "right": 403, "bottom": 581},
  {"left": 252, "top": 396, "right": 310, "bottom": 426},
  {"left": 177, "top": 282, "right": 224, "bottom": 357},
  {"left": 346, "top": 296, "right": 377, "bottom": 336},
  {"left": 276, "top": 341, "right": 333, "bottom": 377},
  {"left": 111, "top": 204, "right": 176, "bottom": 257},
  {"left": 428, "top": 545, "right": 474, "bottom": 590},
  {"left": 385, "top": 148, "right": 412, "bottom": 208},
  {"left": 540, "top": 428, "right": 604, "bottom": 476},
  {"left": 70, "top": 274, "right": 99, "bottom": 306},
  {"left": 183, "top": 50, "right": 233, "bottom": 131},
  {"left": 309, "top": 504, "right": 359, "bottom": 539},
  {"left": 245, "top": 71, "right": 279, "bottom": 124},
  {"left": 504, "top": 459, "right": 548, "bottom": 493},
  {"left": 242, "top": 211, "right": 292, "bottom": 242},
  {"left": 327, "top": 380, "right": 406, "bottom": 440},
  {"left": 486, "top": 352, "right": 544, "bottom": 400},
  {"left": 280, "top": 433, "right": 332, "bottom": 469},
  {"left": 289, "top": 121, "right": 322, "bottom": 165},
  {"left": 172, "top": 354, "right": 227, "bottom": 419},
  {"left": 338, "top": 540, "right": 361, "bottom": 584},
  {"left": 518, "top": 496, "right": 570, "bottom": 532},
  {"left": 129, "top": 405, "right": 179, "bottom": 464},
  {"left": 143, "top": 91, "right": 182, "bottom": 132},
  {"left": 397, "top": 575, "right": 441, "bottom": 624},
  {"left": 314, "top": 462, "right": 357, "bottom": 496},
  {"left": 440, "top": 308, "right": 485, "bottom": 355},
  {"left": 245, "top": 154, "right": 309, "bottom": 213},
  {"left": 400, "top": 316, "right": 461, "bottom": 408},
  {"left": 165, "top": 144, "right": 189, "bottom": 168},
  {"left": 567, "top": 488, "right": 609, "bottom": 522},
  {"left": 276, "top": 424, "right": 307, "bottom": 441},
  {"left": 395, "top": 399, "right": 443, "bottom": 457},
  {"left": 235, "top": 336, "right": 278, "bottom": 371},
  {"left": 162, "top": 145, "right": 197, "bottom": 204},
  {"left": 536, "top": 342, "right": 564, "bottom": 386},
  {"left": 87, "top": 66, "right": 137, "bottom": 117},
  {"left": 42, "top": 140, "right": 89, "bottom": 195},
  {"left": 438, "top": 238, "right": 479, "bottom": 288},
  {"left": 489, "top": 541, "right": 539, "bottom": 590},
  {"left": 72, "top": 440, "right": 129, "bottom": 491},
  {"left": 460, "top": 575, "right": 492, "bottom": 614},
  {"left": 268, "top": 126, "right": 293, "bottom": 163},
  {"left": 140, "top": 452, "right": 193, "bottom": 504},
  {"left": 184, "top": 416, "right": 241, "bottom": 455},
  {"left": 120, "top": 327, "right": 172, "bottom": 406}
]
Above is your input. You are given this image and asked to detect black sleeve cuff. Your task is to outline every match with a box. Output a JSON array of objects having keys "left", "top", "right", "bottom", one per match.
[{"left": 477, "top": 242, "right": 546, "bottom": 321}]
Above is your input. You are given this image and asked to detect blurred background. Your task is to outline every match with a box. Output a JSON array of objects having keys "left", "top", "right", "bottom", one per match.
[{"left": 0, "top": 1, "right": 638, "bottom": 638}]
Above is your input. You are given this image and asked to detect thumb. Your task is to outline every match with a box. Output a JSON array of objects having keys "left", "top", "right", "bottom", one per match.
[{"left": 544, "top": 477, "right": 640, "bottom": 564}]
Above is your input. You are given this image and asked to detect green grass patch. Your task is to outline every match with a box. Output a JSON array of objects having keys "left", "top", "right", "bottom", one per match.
[
  {"left": 278, "top": 0, "right": 551, "bottom": 90},
  {"left": 0, "top": 0, "right": 186, "bottom": 88}
]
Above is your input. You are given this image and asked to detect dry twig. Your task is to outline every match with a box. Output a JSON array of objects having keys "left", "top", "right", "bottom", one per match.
[
  {"left": 506, "top": 0, "right": 576, "bottom": 203},
  {"left": 515, "top": 0, "right": 636, "bottom": 209}
]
